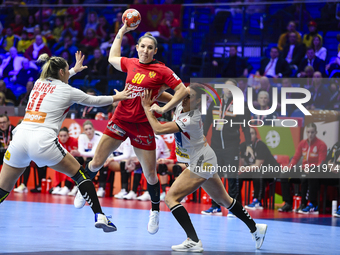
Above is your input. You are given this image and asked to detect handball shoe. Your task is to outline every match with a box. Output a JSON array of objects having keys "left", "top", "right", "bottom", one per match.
[
  {"left": 95, "top": 213, "right": 117, "bottom": 232},
  {"left": 251, "top": 223, "right": 267, "bottom": 249},
  {"left": 14, "top": 183, "right": 27, "bottom": 193},
  {"left": 201, "top": 206, "right": 222, "bottom": 216},
  {"left": 74, "top": 190, "right": 86, "bottom": 209},
  {"left": 147, "top": 210, "right": 159, "bottom": 234},
  {"left": 171, "top": 238, "right": 203, "bottom": 252},
  {"left": 114, "top": 189, "right": 127, "bottom": 199}
]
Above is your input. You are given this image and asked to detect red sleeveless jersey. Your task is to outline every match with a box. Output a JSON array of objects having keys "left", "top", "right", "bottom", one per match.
[{"left": 113, "top": 57, "right": 182, "bottom": 123}]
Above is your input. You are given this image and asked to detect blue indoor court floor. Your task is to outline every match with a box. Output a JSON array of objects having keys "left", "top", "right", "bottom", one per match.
[{"left": 1, "top": 193, "right": 340, "bottom": 255}]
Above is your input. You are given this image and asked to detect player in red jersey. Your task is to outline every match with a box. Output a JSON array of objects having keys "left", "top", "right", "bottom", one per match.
[
  {"left": 51, "top": 127, "right": 81, "bottom": 196},
  {"left": 74, "top": 22, "right": 188, "bottom": 235}
]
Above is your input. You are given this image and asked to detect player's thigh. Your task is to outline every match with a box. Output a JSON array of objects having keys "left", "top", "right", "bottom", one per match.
[
  {"left": 166, "top": 168, "right": 206, "bottom": 207},
  {"left": 92, "top": 134, "right": 123, "bottom": 165},
  {"left": 133, "top": 147, "right": 156, "bottom": 175}
]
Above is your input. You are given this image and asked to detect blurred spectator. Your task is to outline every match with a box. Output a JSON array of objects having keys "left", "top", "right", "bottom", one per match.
[
  {"left": 7, "top": 14, "right": 24, "bottom": 35},
  {"left": 87, "top": 48, "right": 107, "bottom": 77},
  {"left": 41, "top": 22, "right": 52, "bottom": 39},
  {"left": 326, "top": 51, "right": 340, "bottom": 78},
  {"left": 24, "top": 35, "right": 51, "bottom": 61},
  {"left": 0, "top": 80, "right": 16, "bottom": 104},
  {"left": 17, "top": 30, "right": 32, "bottom": 53},
  {"left": 279, "top": 78, "right": 299, "bottom": 116},
  {"left": 96, "top": 16, "right": 109, "bottom": 42},
  {"left": 281, "top": 32, "right": 306, "bottom": 68},
  {"left": 53, "top": 0, "right": 68, "bottom": 17},
  {"left": 157, "top": 11, "right": 182, "bottom": 42},
  {"left": 0, "top": 27, "right": 20, "bottom": 53},
  {"left": 0, "top": 92, "right": 14, "bottom": 106},
  {"left": 0, "top": 114, "right": 15, "bottom": 166},
  {"left": 18, "top": 81, "right": 34, "bottom": 106},
  {"left": 77, "top": 89, "right": 107, "bottom": 119},
  {"left": 53, "top": 34, "right": 78, "bottom": 57},
  {"left": 306, "top": 71, "right": 331, "bottom": 110},
  {"left": 112, "top": 12, "right": 123, "bottom": 34},
  {"left": 12, "top": 58, "right": 38, "bottom": 87},
  {"left": 3, "top": 0, "right": 29, "bottom": 18},
  {"left": 34, "top": 0, "right": 53, "bottom": 23},
  {"left": 67, "top": 0, "right": 85, "bottom": 23},
  {"left": 84, "top": 11, "right": 98, "bottom": 36},
  {"left": 311, "top": 36, "right": 327, "bottom": 62},
  {"left": 62, "top": 15, "right": 83, "bottom": 43},
  {"left": 258, "top": 47, "right": 291, "bottom": 78},
  {"left": 213, "top": 46, "right": 250, "bottom": 78},
  {"left": 278, "top": 21, "right": 302, "bottom": 51},
  {"left": 302, "top": 21, "right": 323, "bottom": 48},
  {"left": 52, "top": 16, "right": 64, "bottom": 42},
  {"left": 0, "top": 47, "right": 25, "bottom": 79},
  {"left": 238, "top": 77, "right": 256, "bottom": 103},
  {"left": 80, "top": 28, "right": 99, "bottom": 54},
  {"left": 297, "top": 47, "right": 325, "bottom": 77},
  {"left": 284, "top": 3, "right": 312, "bottom": 29},
  {"left": 326, "top": 82, "right": 340, "bottom": 110},
  {"left": 60, "top": 50, "right": 75, "bottom": 67},
  {"left": 242, "top": 127, "right": 279, "bottom": 210},
  {"left": 31, "top": 25, "right": 47, "bottom": 44},
  {"left": 23, "top": 15, "right": 37, "bottom": 39},
  {"left": 251, "top": 91, "right": 278, "bottom": 125},
  {"left": 301, "top": 65, "right": 314, "bottom": 89},
  {"left": 252, "top": 76, "right": 272, "bottom": 109}
]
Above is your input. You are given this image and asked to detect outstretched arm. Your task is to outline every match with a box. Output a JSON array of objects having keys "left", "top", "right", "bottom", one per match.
[
  {"left": 108, "top": 22, "right": 137, "bottom": 71},
  {"left": 69, "top": 51, "right": 88, "bottom": 78}
]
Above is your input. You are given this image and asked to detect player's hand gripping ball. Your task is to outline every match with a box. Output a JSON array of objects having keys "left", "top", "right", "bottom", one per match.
[{"left": 122, "top": 9, "right": 141, "bottom": 28}]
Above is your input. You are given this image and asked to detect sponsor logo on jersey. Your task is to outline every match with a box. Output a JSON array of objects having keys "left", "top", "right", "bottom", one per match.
[
  {"left": 23, "top": 111, "right": 47, "bottom": 123},
  {"left": 149, "top": 71, "right": 156, "bottom": 78},
  {"left": 172, "top": 73, "right": 180, "bottom": 80},
  {"left": 107, "top": 123, "right": 126, "bottom": 137},
  {"left": 202, "top": 162, "right": 213, "bottom": 172},
  {"left": 4, "top": 150, "right": 10, "bottom": 160},
  {"left": 176, "top": 147, "right": 189, "bottom": 159},
  {"left": 133, "top": 137, "right": 142, "bottom": 144}
]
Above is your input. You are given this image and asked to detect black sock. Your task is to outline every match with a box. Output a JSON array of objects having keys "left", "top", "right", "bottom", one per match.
[
  {"left": 0, "top": 187, "right": 10, "bottom": 204},
  {"left": 98, "top": 167, "right": 108, "bottom": 188},
  {"left": 171, "top": 204, "right": 199, "bottom": 242},
  {"left": 86, "top": 163, "right": 98, "bottom": 180},
  {"left": 132, "top": 173, "right": 142, "bottom": 193},
  {"left": 120, "top": 162, "right": 129, "bottom": 190},
  {"left": 228, "top": 199, "right": 256, "bottom": 233},
  {"left": 71, "top": 167, "right": 103, "bottom": 215},
  {"left": 23, "top": 166, "right": 30, "bottom": 186},
  {"left": 64, "top": 180, "right": 72, "bottom": 189},
  {"left": 147, "top": 181, "right": 160, "bottom": 211},
  {"left": 161, "top": 184, "right": 168, "bottom": 193}
]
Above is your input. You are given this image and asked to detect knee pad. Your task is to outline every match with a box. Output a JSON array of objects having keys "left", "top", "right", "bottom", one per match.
[
  {"left": 172, "top": 165, "right": 182, "bottom": 177},
  {"left": 158, "top": 164, "right": 168, "bottom": 176},
  {"left": 71, "top": 166, "right": 90, "bottom": 185}
]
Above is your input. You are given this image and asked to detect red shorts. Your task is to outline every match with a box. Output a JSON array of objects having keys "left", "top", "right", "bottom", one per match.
[{"left": 104, "top": 117, "right": 156, "bottom": 150}]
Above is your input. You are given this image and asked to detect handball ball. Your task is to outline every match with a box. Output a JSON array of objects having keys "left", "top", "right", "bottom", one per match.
[{"left": 122, "top": 9, "right": 141, "bottom": 28}]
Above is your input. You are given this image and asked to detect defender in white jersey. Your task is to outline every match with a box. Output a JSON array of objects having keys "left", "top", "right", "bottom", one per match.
[
  {"left": 0, "top": 52, "right": 132, "bottom": 233},
  {"left": 141, "top": 85, "right": 267, "bottom": 253}
]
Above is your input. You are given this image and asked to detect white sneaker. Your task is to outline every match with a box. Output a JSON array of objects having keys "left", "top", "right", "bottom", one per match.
[
  {"left": 114, "top": 189, "right": 127, "bottom": 199},
  {"left": 160, "top": 192, "right": 166, "bottom": 201},
  {"left": 67, "top": 186, "right": 78, "bottom": 196},
  {"left": 97, "top": 187, "right": 105, "bottom": 198},
  {"left": 57, "top": 186, "right": 70, "bottom": 196},
  {"left": 123, "top": 190, "right": 137, "bottom": 200},
  {"left": 74, "top": 190, "right": 86, "bottom": 209},
  {"left": 51, "top": 186, "right": 61, "bottom": 195},
  {"left": 171, "top": 238, "right": 204, "bottom": 252},
  {"left": 13, "top": 183, "right": 28, "bottom": 193},
  {"left": 251, "top": 223, "right": 267, "bottom": 249},
  {"left": 137, "top": 191, "right": 151, "bottom": 201},
  {"left": 147, "top": 210, "right": 159, "bottom": 234}
]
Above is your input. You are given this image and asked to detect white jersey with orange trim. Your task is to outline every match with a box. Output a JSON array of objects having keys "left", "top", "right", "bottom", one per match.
[
  {"left": 17, "top": 69, "right": 113, "bottom": 136},
  {"left": 173, "top": 102, "right": 205, "bottom": 163}
]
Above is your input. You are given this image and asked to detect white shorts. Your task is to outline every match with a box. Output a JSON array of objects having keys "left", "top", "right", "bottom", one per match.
[
  {"left": 188, "top": 146, "right": 217, "bottom": 179},
  {"left": 3, "top": 128, "right": 67, "bottom": 168}
]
